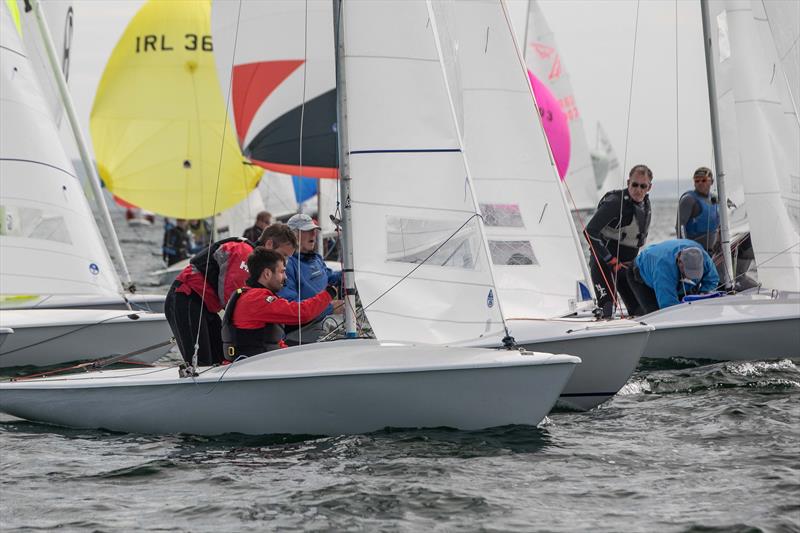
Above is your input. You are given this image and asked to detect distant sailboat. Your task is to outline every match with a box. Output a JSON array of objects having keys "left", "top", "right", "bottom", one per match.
[{"left": 89, "top": 0, "right": 262, "bottom": 221}]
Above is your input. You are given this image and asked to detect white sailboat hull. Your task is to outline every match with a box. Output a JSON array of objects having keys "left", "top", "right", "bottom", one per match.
[
  {"left": 150, "top": 259, "right": 188, "bottom": 288},
  {"left": 0, "top": 309, "right": 173, "bottom": 369},
  {"left": 466, "top": 319, "right": 652, "bottom": 411},
  {"left": 0, "top": 340, "right": 579, "bottom": 436},
  {"left": 641, "top": 291, "right": 800, "bottom": 361}
]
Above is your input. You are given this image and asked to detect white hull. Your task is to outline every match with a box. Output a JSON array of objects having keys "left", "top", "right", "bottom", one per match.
[
  {"left": 641, "top": 291, "right": 800, "bottom": 361},
  {"left": 466, "top": 318, "right": 652, "bottom": 410},
  {"left": 0, "top": 340, "right": 579, "bottom": 436},
  {"left": 0, "top": 293, "right": 166, "bottom": 313},
  {"left": 0, "top": 309, "right": 173, "bottom": 369},
  {"left": 150, "top": 259, "right": 188, "bottom": 287}
]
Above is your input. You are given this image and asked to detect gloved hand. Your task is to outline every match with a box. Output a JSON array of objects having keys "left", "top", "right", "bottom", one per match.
[
  {"left": 325, "top": 284, "right": 339, "bottom": 299},
  {"left": 608, "top": 257, "right": 628, "bottom": 273}
]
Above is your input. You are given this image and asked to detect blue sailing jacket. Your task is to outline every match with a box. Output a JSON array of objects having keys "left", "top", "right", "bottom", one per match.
[
  {"left": 278, "top": 252, "right": 342, "bottom": 320},
  {"left": 683, "top": 190, "right": 719, "bottom": 239},
  {"left": 634, "top": 239, "right": 719, "bottom": 309}
]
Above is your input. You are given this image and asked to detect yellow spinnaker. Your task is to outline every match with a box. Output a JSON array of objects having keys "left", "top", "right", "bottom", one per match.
[{"left": 90, "top": 0, "right": 262, "bottom": 219}]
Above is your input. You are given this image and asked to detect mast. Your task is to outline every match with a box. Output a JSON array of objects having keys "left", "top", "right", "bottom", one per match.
[
  {"left": 332, "top": 0, "right": 357, "bottom": 338},
  {"left": 700, "top": 0, "right": 735, "bottom": 289},
  {"left": 28, "top": 0, "right": 135, "bottom": 293}
]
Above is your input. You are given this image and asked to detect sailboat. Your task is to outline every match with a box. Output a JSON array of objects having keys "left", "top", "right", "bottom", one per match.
[
  {"left": 0, "top": 0, "right": 580, "bottom": 436},
  {"left": 210, "top": 0, "right": 652, "bottom": 412},
  {"left": 0, "top": 1, "right": 172, "bottom": 369},
  {"left": 640, "top": 0, "right": 799, "bottom": 361}
]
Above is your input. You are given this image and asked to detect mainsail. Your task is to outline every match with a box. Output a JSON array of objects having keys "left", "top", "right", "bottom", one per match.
[
  {"left": 341, "top": 0, "right": 505, "bottom": 344},
  {"left": 0, "top": 3, "right": 120, "bottom": 297},
  {"left": 523, "top": 0, "right": 598, "bottom": 211},
  {"left": 90, "top": 0, "right": 262, "bottom": 220},
  {"left": 709, "top": 0, "right": 800, "bottom": 291},
  {"left": 433, "top": 0, "right": 591, "bottom": 319}
]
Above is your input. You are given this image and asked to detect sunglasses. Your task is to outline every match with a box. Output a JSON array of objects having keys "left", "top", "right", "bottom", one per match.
[{"left": 629, "top": 182, "right": 650, "bottom": 190}]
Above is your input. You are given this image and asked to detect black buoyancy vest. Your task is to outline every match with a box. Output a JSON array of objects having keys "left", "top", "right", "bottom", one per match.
[
  {"left": 598, "top": 190, "right": 652, "bottom": 250},
  {"left": 221, "top": 287, "right": 284, "bottom": 360},
  {"left": 190, "top": 237, "right": 253, "bottom": 293}
]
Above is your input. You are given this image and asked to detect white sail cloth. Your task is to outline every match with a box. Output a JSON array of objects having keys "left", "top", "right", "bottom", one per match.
[
  {"left": 710, "top": 0, "right": 800, "bottom": 291},
  {"left": 429, "top": 0, "right": 590, "bottom": 319},
  {"left": 341, "top": 0, "right": 505, "bottom": 344},
  {"left": 0, "top": 5, "right": 120, "bottom": 298}
]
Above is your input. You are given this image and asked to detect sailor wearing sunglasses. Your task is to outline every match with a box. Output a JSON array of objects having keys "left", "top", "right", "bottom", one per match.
[{"left": 584, "top": 164, "right": 653, "bottom": 318}]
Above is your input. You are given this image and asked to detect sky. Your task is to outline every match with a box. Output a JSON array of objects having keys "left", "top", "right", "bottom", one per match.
[{"left": 61, "top": 0, "right": 714, "bottom": 200}]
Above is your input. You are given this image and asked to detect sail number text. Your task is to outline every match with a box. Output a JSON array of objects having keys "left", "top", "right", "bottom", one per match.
[{"left": 135, "top": 34, "right": 213, "bottom": 53}]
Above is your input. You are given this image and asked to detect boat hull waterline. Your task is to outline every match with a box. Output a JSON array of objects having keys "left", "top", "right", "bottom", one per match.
[{"left": 0, "top": 340, "right": 579, "bottom": 436}]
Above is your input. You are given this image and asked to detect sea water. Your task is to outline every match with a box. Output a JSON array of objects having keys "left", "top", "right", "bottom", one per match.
[{"left": 1, "top": 200, "right": 798, "bottom": 532}]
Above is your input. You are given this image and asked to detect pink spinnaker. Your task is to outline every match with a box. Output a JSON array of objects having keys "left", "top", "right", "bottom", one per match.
[{"left": 528, "top": 69, "right": 570, "bottom": 179}]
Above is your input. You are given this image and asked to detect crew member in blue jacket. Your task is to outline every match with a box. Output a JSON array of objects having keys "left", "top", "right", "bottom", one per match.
[
  {"left": 626, "top": 239, "right": 719, "bottom": 314},
  {"left": 279, "top": 213, "right": 342, "bottom": 344},
  {"left": 676, "top": 166, "right": 720, "bottom": 253}
]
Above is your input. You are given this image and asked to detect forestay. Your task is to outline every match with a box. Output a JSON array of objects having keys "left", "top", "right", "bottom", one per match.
[
  {"left": 212, "top": 0, "right": 338, "bottom": 179},
  {"left": 0, "top": 4, "right": 120, "bottom": 298},
  {"left": 341, "top": 0, "right": 505, "bottom": 344},
  {"left": 523, "top": 0, "right": 597, "bottom": 211},
  {"left": 431, "top": 0, "right": 590, "bottom": 320},
  {"left": 710, "top": 0, "right": 800, "bottom": 291}
]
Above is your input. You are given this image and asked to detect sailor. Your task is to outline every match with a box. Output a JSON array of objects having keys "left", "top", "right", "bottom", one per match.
[
  {"left": 163, "top": 223, "right": 297, "bottom": 366},
  {"left": 242, "top": 210, "right": 272, "bottom": 243},
  {"left": 187, "top": 218, "right": 213, "bottom": 253},
  {"left": 626, "top": 239, "right": 720, "bottom": 314},
  {"left": 279, "top": 214, "right": 342, "bottom": 344},
  {"left": 676, "top": 166, "right": 720, "bottom": 254},
  {"left": 161, "top": 218, "right": 191, "bottom": 266},
  {"left": 584, "top": 164, "right": 653, "bottom": 317},
  {"left": 221, "top": 248, "right": 337, "bottom": 359}
]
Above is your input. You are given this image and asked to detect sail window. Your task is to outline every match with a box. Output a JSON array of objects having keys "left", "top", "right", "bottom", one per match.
[
  {"left": 0, "top": 206, "right": 71, "bottom": 244},
  {"left": 489, "top": 240, "right": 538, "bottom": 266},
  {"left": 386, "top": 216, "right": 479, "bottom": 269},
  {"left": 480, "top": 203, "right": 524, "bottom": 227}
]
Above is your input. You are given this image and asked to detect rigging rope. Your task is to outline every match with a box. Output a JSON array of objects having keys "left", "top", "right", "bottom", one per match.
[
  {"left": 608, "top": 0, "right": 642, "bottom": 318},
  {"left": 191, "top": 0, "right": 244, "bottom": 372},
  {"left": 295, "top": 0, "right": 310, "bottom": 347}
]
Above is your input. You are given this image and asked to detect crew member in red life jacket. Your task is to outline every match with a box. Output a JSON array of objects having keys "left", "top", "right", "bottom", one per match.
[
  {"left": 164, "top": 223, "right": 297, "bottom": 366},
  {"left": 221, "top": 248, "right": 337, "bottom": 359}
]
